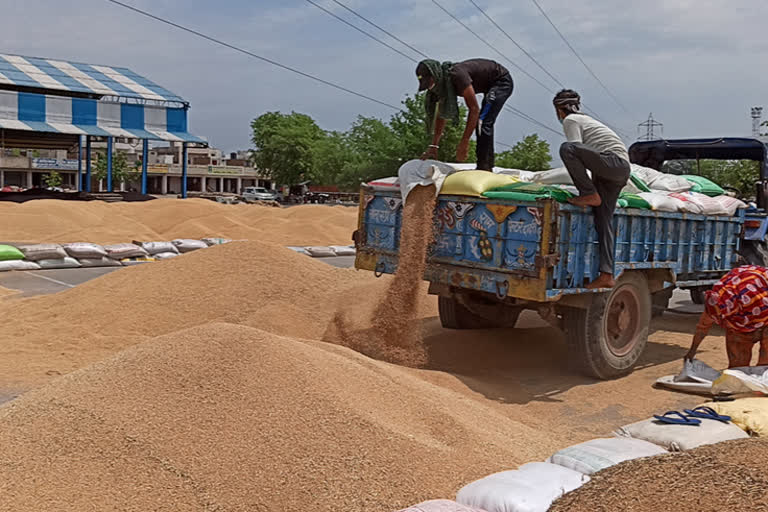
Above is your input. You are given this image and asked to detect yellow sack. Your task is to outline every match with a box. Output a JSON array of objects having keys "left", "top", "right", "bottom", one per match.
[
  {"left": 440, "top": 171, "right": 518, "bottom": 197},
  {"left": 701, "top": 398, "right": 768, "bottom": 437}
]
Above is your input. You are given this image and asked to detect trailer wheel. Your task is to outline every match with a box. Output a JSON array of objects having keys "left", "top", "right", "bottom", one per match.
[
  {"left": 690, "top": 288, "right": 707, "bottom": 305},
  {"left": 651, "top": 288, "right": 674, "bottom": 318},
  {"left": 740, "top": 240, "right": 768, "bottom": 267},
  {"left": 438, "top": 295, "right": 521, "bottom": 330},
  {"left": 563, "top": 272, "right": 651, "bottom": 380}
]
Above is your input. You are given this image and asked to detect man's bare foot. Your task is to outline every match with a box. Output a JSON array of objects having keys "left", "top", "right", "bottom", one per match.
[
  {"left": 586, "top": 272, "right": 616, "bottom": 289},
  {"left": 568, "top": 193, "right": 602, "bottom": 207}
]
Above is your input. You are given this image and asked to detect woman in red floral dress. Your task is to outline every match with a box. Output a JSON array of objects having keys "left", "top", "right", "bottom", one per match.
[{"left": 685, "top": 265, "right": 768, "bottom": 368}]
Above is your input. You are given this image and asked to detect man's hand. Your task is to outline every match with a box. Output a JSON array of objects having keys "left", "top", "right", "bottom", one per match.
[
  {"left": 421, "top": 146, "right": 439, "bottom": 160},
  {"left": 456, "top": 139, "right": 470, "bottom": 162}
]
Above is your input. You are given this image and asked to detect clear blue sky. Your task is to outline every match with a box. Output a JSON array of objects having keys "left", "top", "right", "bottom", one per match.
[{"left": 3, "top": 0, "right": 768, "bottom": 164}]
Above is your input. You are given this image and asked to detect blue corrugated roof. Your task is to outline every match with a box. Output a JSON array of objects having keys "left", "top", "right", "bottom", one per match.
[{"left": 0, "top": 54, "right": 186, "bottom": 104}]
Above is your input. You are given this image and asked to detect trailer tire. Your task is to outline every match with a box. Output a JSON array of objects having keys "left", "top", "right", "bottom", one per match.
[
  {"left": 563, "top": 272, "right": 651, "bottom": 380},
  {"left": 690, "top": 287, "right": 707, "bottom": 305},
  {"left": 651, "top": 287, "right": 674, "bottom": 318},
  {"left": 740, "top": 240, "right": 768, "bottom": 267},
  {"left": 438, "top": 295, "right": 521, "bottom": 330}
]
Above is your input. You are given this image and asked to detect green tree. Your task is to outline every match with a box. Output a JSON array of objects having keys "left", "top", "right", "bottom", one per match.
[
  {"left": 42, "top": 171, "right": 63, "bottom": 189},
  {"left": 389, "top": 93, "right": 475, "bottom": 163},
  {"left": 662, "top": 159, "right": 760, "bottom": 197},
  {"left": 250, "top": 111, "right": 324, "bottom": 185},
  {"left": 494, "top": 134, "right": 552, "bottom": 171},
  {"left": 698, "top": 159, "right": 760, "bottom": 197},
  {"left": 93, "top": 151, "right": 140, "bottom": 189}
]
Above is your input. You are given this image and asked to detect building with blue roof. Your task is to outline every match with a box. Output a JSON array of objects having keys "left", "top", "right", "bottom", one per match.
[{"left": 0, "top": 53, "right": 207, "bottom": 196}]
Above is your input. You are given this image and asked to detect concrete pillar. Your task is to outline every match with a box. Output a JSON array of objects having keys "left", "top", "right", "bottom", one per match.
[
  {"left": 26, "top": 171, "right": 33, "bottom": 188},
  {"left": 162, "top": 175, "right": 168, "bottom": 195},
  {"left": 236, "top": 177, "right": 242, "bottom": 194},
  {"left": 181, "top": 142, "right": 188, "bottom": 199},
  {"left": 106, "top": 136, "right": 113, "bottom": 192},
  {"left": 201, "top": 176, "right": 207, "bottom": 192},
  {"left": 85, "top": 136, "right": 92, "bottom": 192},
  {"left": 0, "top": 170, "right": 4, "bottom": 187},
  {"left": 77, "top": 136, "right": 83, "bottom": 192},
  {"left": 141, "top": 139, "right": 148, "bottom": 195},
  {"left": 120, "top": 181, "right": 126, "bottom": 192}
]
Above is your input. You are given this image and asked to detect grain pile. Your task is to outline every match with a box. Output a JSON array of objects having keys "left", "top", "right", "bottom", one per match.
[
  {"left": 0, "top": 198, "right": 356, "bottom": 245},
  {"left": 550, "top": 438, "right": 768, "bottom": 512},
  {"left": 330, "top": 185, "right": 436, "bottom": 367},
  {"left": 0, "top": 240, "right": 435, "bottom": 391},
  {"left": 0, "top": 323, "right": 559, "bottom": 511}
]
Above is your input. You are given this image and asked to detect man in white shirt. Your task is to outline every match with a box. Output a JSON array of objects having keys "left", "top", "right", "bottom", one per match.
[{"left": 554, "top": 89, "right": 631, "bottom": 289}]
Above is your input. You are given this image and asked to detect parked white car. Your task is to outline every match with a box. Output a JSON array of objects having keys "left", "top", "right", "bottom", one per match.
[{"left": 242, "top": 186, "right": 278, "bottom": 202}]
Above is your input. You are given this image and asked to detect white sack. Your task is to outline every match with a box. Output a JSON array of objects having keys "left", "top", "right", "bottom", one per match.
[
  {"left": 153, "top": 252, "right": 180, "bottom": 260},
  {"left": 78, "top": 257, "right": 123, "bottom": 268},
  {"left": 456, "top": 462, "right": 588, "bottom": 512},
  {"left": 172, "top": 239, "right": 208, "bottom": 253},
  {"left": 397, "top": 500, "right": 488, "bottom": 512},
  {"left": 531, "top": 167, "right": 590, "bottom": 185},
  {"left": 36, "top": 257, "right": 82, "bottom": 269},
  {"left": 63, "top": 242, "right": 108, "bottom": 259},
  {"left": 330, "top": 245, "right": 356, "bottom": 256},
  {"left": 629, "top": 164, "right": 664, "bottom": 186},
  {"left": 104, "top": 243, "right": 149, "bottom": 259},
  {"left": 547, "top": 437, "right": 666, "bottom": 475},
  {"left": 140, "top": 241, "right": 178, "bottom": 255},
  {"left": 16, "top": 243, "right": 67, "bottom": 261},
  {"left": 615, "top": 417, "right": 748, "bottom": 451},
  {"left": 305, "top": 246, "right": 336, "bottom": 258},
  {"left": 637, "top": 192, "right": 685, "bottom": 212},
  {"left": 0, "top": 260, "right": 40, "bottom": 271},
  {"left": 398, "top": 159, "right": 459, "bottom": 203},
  {"left": 649, "top": 174, "right": 693, "bottom": 193}
]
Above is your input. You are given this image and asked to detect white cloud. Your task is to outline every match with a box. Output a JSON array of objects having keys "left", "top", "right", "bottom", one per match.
[{"left": 0, "top": 0, "right": 766, "bottom": 157}]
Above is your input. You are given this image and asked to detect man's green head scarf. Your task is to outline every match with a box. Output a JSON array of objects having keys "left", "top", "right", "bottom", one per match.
[{"left": 416, "top": 59, "right": 460, "bottom": 134}]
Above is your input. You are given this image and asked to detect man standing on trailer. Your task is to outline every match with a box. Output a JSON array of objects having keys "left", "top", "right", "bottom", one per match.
[
  {"left": 416, "top": 58, "right": 513, "bottom": 170},
  {"left": 554, "top": 89, "right": 630, "bottom": 289}
]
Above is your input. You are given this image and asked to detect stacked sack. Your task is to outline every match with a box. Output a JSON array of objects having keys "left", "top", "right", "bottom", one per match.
[
  {"left": 394, "top": 389, "right": 767, "bottom": 511},
  {"left": 370, "top": 162, "right": 747, "bottom": 217},
  {"left": 0, "top": 238, "right": 233, "bottom": 272}
]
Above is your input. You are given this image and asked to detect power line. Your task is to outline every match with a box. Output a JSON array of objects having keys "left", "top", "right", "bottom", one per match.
[
  {"left": 505, "top": 106, "right": 562, "bottom": 137},
  {"left": 430, "top": 0, "right": 555, "bottom": 94},
  {"left": 304, "top": 0, "right": 560, "bottom": 141},
  {"left": 103, "top": 0, "right": 400, "bottom": 110},
  {"left": 105, "top": 0, "right": 560, "bottom": 147},
  {"left": 530, "top": 0, "right": 631, "bottom": 115},
  {"left": 328, "top": 0, "right": 430, "bottom": 60},
  {"left": 465, "top": 0, "right": 627, "bottom": 137},
  {"left": 467, "top": 0, "right": 563, "bottom": 89},
  {"left": 304, "top": 0, "right": 418, "bottom": 63},
  {"left": 431, "top": 0, "right": 626, "bottom": 139}
]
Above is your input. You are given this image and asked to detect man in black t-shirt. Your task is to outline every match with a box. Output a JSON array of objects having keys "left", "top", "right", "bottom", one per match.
[{"left": 417, "top": 58, "right": 513, "bottom": 170}]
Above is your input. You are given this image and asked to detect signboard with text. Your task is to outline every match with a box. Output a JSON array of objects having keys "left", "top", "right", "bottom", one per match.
[
  {"left": 31, "top": 158, "right": 79, "bottom": 170},
  {"left": 147, "top": 165, "right": 169, "bottom": 174},
  {"left": 208, "top": 166, "right": 239, "bottom": 175}
]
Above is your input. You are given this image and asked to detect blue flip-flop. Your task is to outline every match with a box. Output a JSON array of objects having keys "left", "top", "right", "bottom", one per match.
[
  {"left": 652, "top": 411, "right": 701, "bottom": 425},
  {"left": 683, "top": 406, "right": 731, "bottom": 423}
]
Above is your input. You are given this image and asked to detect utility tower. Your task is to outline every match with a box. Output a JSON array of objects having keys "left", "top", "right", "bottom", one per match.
[
  {"left": 751, "top": 107, "right": 763, "bottom": 138},
  {"left": 637, "top": 113, "right": 663, "bottom": 141}
]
